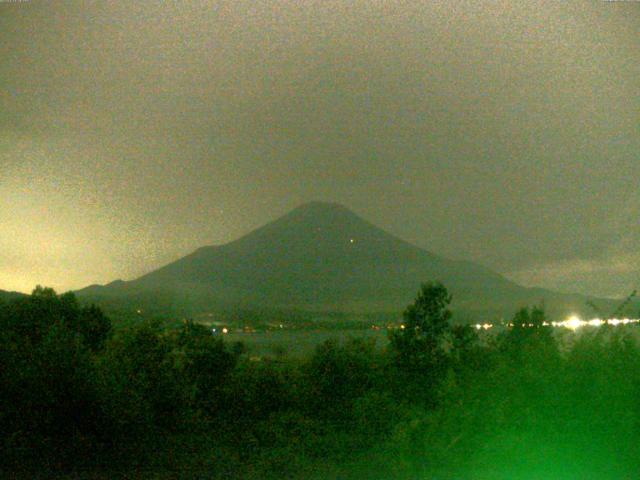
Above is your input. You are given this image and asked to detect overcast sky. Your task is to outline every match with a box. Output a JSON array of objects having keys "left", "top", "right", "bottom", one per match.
[{"left": 1, "top": 1, "right": 638, "bottom": 297}]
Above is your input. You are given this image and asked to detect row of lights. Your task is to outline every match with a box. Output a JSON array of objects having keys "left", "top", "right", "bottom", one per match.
[
  {"left": 474, "top": 315, "right": 640, "bottom": 332},
  {"left": 553, "top": 315, "right": 640, "bottom": 331}
]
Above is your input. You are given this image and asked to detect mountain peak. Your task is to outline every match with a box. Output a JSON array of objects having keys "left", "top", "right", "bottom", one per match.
[
  {"left": 295, "top": 200, "right": 349, "bottom": 210},
  {"left": 261, "top": 201, "right": 380, "bottom": 241},
  {"left": 228, "top": 202, "right": 370, "bottom": 243},
  {"left": 288, "top": 201, "right": 354, "bottom": 217},
  {"left": 77, "top": 201, "right": 538, "bottom": 318}
]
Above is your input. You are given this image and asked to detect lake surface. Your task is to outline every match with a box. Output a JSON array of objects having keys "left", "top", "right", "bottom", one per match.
[
  {"left": 225, "top": 323, "right": 640, "bottom": 359},
  {"left": 224, "top": 328, "right": 390, "bottom": 358}
]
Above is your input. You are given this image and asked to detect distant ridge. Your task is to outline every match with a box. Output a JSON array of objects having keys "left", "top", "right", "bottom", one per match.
[
  {"left": 0, "top": 289, "right": 28, "bottom": 303},
  {"left": 77, "top": 202, "right": 605, "bottom": 320}
]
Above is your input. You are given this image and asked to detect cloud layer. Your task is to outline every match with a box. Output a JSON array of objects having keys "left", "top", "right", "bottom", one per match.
[{"left": 1, "top": 1, "right": 638, "bottom": 295}]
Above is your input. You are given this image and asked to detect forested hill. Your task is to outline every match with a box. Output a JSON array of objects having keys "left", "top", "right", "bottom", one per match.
[{"left": 0, "top": 289, "right": 27, "bottom": 303}]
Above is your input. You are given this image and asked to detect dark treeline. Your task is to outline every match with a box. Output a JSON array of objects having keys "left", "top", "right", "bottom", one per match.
[{"left": 2, "top": 284, "right": 640, "bottom": 479}]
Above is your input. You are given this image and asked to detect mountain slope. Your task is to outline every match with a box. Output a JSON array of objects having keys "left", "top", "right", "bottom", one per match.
[
  {"left": 77, "top": 202, "right": 599, "bottom": 319},
  {"left": 0, "top": 289, "right": 28, "bottom": 303}
]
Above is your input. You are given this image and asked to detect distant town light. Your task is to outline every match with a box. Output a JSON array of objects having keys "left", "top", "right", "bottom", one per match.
[
  {"left": 474, "top": 323, "right": 493, "bottom": 330},
  {"left": 474, "top": 316, "right": 640, "bottom": 331},
  {"left": 564, "top": 315, "right": 583, "bottom": 331}
]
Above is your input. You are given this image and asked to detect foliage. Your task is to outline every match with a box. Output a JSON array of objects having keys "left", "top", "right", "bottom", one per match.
[
  {"left": 388, "top": 282, "right": 453, "bottom": 406},
  {"left": 3, "top": 285, "right": 640, "bottom": 479},
  {"left": 390, "top": 282, "right": 452, "bottom": 363}
]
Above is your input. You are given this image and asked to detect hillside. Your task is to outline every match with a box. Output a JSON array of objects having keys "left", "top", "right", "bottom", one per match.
[{"left": 0, "top": 289, "right": 28, "bottom": 303}]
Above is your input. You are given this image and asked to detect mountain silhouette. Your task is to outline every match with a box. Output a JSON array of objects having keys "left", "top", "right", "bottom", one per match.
[
  {"left": 0, "top": 289, "right": 27, "bottom": 303},
  {"left": 77, "top": 202, "right": 594, "bottom": 320}
]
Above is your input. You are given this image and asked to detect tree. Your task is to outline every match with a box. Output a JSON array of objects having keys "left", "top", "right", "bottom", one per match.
[
  {"left": 390, "top": 282, "right": 453, "bottom": 401},
  {"left": 505, "top": 305, "right": 553, "bottom": 345},
  {"left": 501, "top": 305, "right": 558, "bottom": 371},
  {"left": 173, "top": 320, "right": 239, "bottom": 414},
  {"left": 0, "top": 287, "right": 103, "bottom": 471},
  {"left": 97, "top": 320, "right": 187, "bottom": 436},
  {"left": 306, "top": 338, "right": 380, "bottom": 422},
  {"left": 76, "top": 304, "right": 111, "bottom": 352},
  {"left": 0, "top": 287, "right": 111, "bottom": 351},
  {"left": 450, "top": 323, "right": 480, "bottom": 370}
]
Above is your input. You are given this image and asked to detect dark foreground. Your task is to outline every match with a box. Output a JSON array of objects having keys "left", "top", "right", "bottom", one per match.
[{"left": 2, "top": 285, "right": 640, "bottom": 479}]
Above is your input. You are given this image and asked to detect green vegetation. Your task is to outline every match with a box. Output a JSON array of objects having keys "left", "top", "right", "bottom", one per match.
[{"left": 2, "top": 283, "right": 640, "bottom": 479}]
